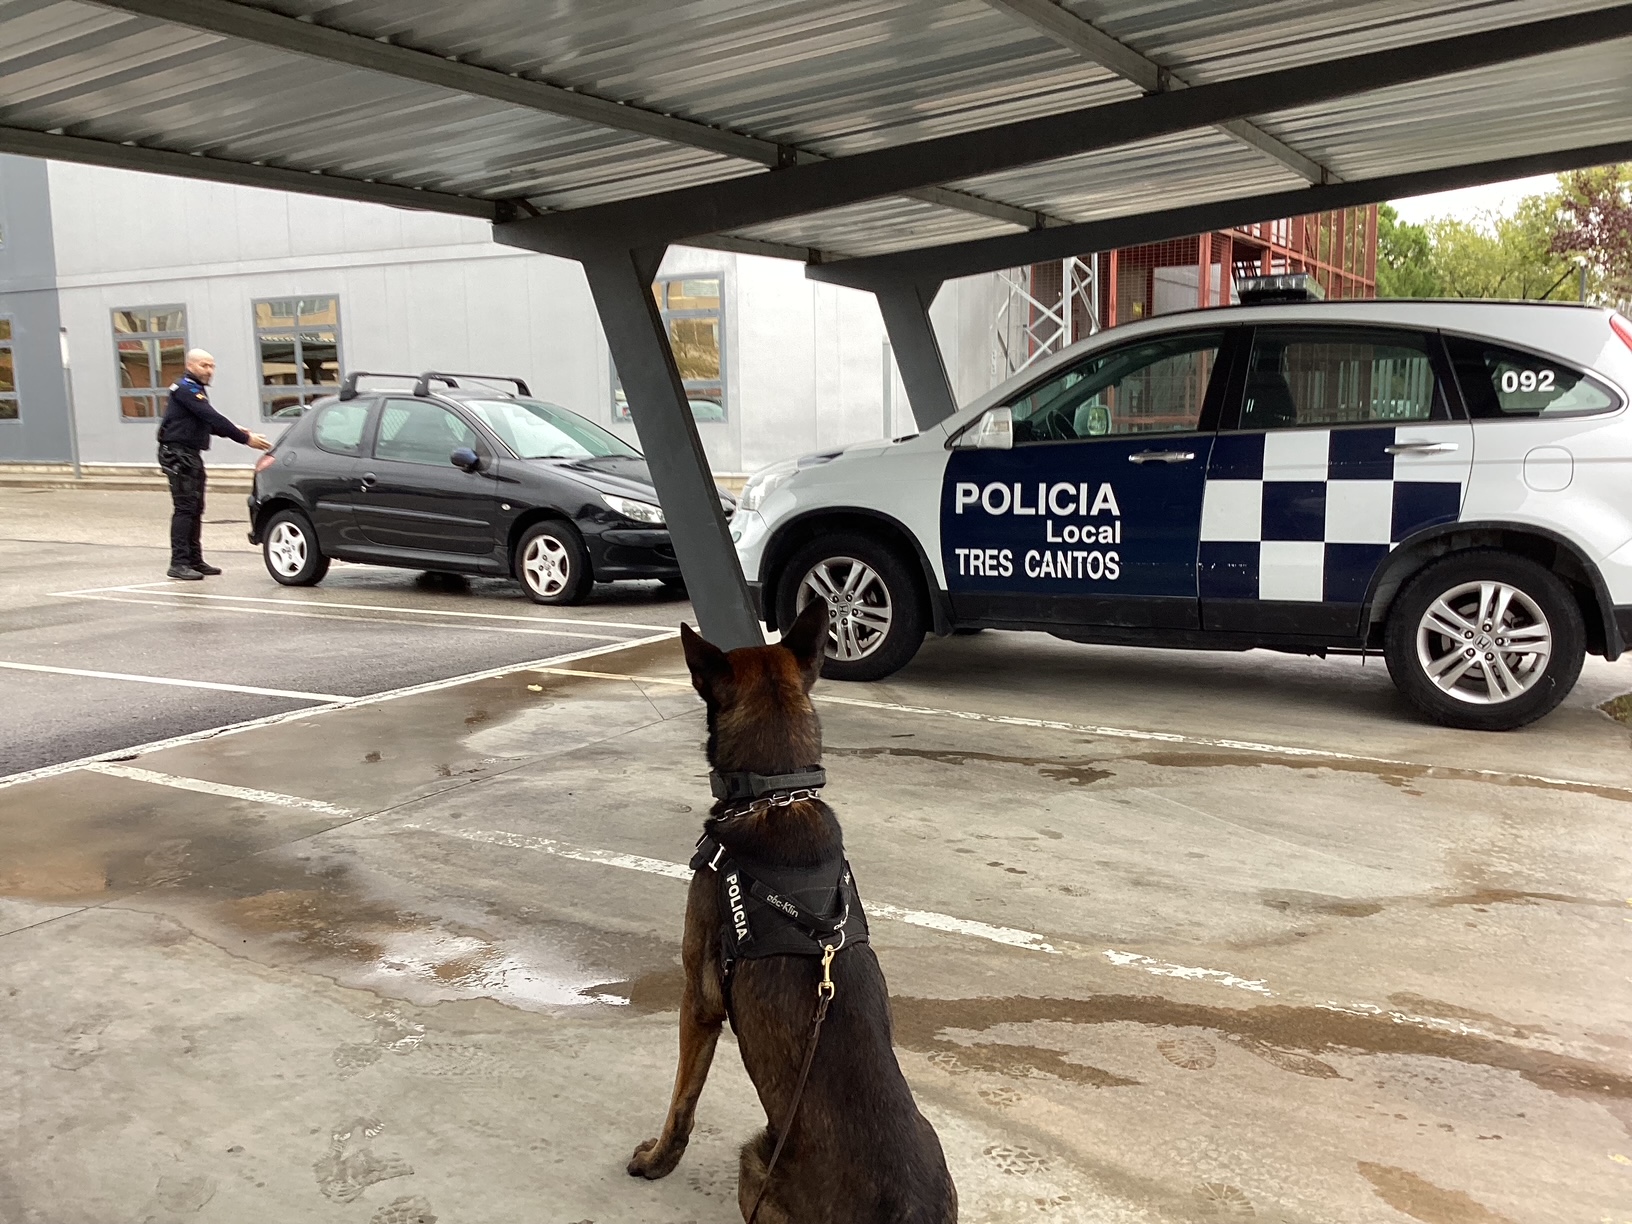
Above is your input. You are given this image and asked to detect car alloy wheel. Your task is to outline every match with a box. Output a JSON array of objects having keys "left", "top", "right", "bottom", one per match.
[
  {"left": 267, "top": 520, "right": 308, "bottom": 578},
  {"left": 796, "top": 556, "right": 895, "bottom": 662},
  {"left": 523, "top": 533, "right": 572, "bottom": 599},
  {"left": 1414, "top": 579, "right": 1553, "bottom": 706}
]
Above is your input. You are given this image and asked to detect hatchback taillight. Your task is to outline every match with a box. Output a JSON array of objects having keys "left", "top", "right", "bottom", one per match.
[
  {"left": 1612, "top": 313, "right": 1632, "bottom": 354},
  {"left": 254, "top": 453, "right": 277, "bottom": 473}
]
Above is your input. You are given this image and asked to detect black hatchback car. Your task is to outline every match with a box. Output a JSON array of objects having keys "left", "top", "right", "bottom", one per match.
[{"left": 247, "top": 371, "right": 732, "bottom": 604}]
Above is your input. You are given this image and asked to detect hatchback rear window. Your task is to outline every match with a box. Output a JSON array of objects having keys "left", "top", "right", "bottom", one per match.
[
  {"left": 1445, "top": 336, "right": 1620, "bottom": 419},
  {"left": 312, "top": 400, "right": 369, "bottom": 455}
]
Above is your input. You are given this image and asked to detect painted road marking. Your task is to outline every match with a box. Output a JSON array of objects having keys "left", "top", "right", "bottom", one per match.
[
  {"left": 402, "top": 820, "right": 1488, "bottom": 1034},
  {"left": 0, "top": 633, "right": 676, "bottom": 791},
  {"left": 404, "top": 822, "right": 1060, "bottom": 954},
  {"left": 83, "top": 763, "right": 352, "bottom": 814},
  {"left": 0, "top": 659, "right": 348, "bottom": 702},
  {"left": 58, "top": 592, "right": 628, "bottom": 641},
  {"left": 53, "top": 584, "right": 667, "bottom": 632},
  {"left": 534, "top": 667, "right": 1632, "bottom": 801}
]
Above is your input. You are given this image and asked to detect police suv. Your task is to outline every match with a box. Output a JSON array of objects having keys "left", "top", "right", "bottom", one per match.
[{"left": 734, "top": 287, "right": 1632, "bottom": 731}]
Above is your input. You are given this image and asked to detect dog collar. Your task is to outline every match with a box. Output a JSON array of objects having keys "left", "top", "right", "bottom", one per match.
[{"left": 709, "top": 767, "right": 827, "bottom": 805}]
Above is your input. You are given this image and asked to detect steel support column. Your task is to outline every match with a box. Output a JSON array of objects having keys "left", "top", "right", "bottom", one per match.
[
  {"left": 580, "top": 245, "right": 762, "bottom": 649},
  {"left": 874, "top": 281, "right": 959, "bottom": 431}
]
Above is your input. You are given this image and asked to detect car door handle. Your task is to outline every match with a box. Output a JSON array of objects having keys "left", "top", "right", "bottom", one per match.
[
  {"left": 359, "top": 472, "right": 377, "bottom": 489},
  {"left": 1385, "top": 441, "right": 1459, "bottom": 455},
  {"left": 1128, "top": 450, "right": 1197, "bottom": 464}
]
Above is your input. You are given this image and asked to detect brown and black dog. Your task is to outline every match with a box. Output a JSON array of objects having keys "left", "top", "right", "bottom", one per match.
[{"left": 627, "top": 599, "right": 957, "bottom": 1223}]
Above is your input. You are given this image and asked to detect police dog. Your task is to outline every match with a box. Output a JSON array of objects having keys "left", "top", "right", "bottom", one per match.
[{"left": 627, "top": 599, "right": 957, "bottom": 1223}]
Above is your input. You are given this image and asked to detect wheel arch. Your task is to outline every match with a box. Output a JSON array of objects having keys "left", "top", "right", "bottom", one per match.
[
  {"left": 759, "top": 507, "right": 951, "bottom": 635},
  {"left": 1364, "top": 521, "right": 1621, "bottom": 660},
  {"left": 253, "top": 495, "right": 309, "bottom": 538}
]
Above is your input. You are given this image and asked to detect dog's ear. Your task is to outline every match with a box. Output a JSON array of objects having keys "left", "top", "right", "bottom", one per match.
[
  {"left": 680, "top": 622, "right": 732, "bottom": 703},
  {"left": 781, "top": 599, "right": 829, "bottom": 690}
]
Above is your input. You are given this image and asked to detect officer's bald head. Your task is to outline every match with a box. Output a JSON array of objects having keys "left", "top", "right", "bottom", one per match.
[{"left": 185, "top": 349, "right": 215, "bottom": 385}]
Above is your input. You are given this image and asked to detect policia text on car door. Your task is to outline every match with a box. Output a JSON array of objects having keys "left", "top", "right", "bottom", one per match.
[{"left": 941, "top": 329, "right": 1227, "bottom": 629}]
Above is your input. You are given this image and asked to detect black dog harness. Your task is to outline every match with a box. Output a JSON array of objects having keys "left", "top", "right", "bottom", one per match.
[{"left": 691, "top": 768, "right": 868, "bottom": 1223}]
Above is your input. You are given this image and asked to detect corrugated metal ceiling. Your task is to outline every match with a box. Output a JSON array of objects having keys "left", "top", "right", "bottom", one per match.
[{"left": 1, "top": 0, "right": 1628, "bottom": 261}]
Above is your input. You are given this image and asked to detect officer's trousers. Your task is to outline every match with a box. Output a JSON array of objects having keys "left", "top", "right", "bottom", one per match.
[{"left": 157, "top": 443, "right": 206, "bottom": 568}]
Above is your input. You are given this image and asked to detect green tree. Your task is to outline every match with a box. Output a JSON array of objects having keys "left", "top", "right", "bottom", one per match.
[
  {"left": 1424, "top": 194, "right": 1577, "bottom": 300},
  {"left": 1550, "top": 164, "right": 1632, "bottom": 306},
  {"left": 1376, "top": 203, "right": 1441, "bottom": 298}
]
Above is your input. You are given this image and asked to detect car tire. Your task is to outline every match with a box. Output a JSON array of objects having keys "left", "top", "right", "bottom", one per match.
[
  {"left": 515, "top": 520, "right": 592, "bottom": 606},
  {"left": 776, "top": 533, "right": 924, "bottom": 682},
  {"left": 262, "top": 508, "right": 330, "bottom": 586},
  {"left": 1383, "top": 549, "right": 1584, "bottom": 732}
]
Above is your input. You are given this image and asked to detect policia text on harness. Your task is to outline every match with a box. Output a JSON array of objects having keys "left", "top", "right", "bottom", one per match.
[{"left": 691, "top": 766, "right": 868, "bottom": 1222}]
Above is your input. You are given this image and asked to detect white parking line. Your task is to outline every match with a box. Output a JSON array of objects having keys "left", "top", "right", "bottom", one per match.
[
  {"left": 0, "top": 633, "right": 676, "bottom": 791},
  {"left": 402, "top": 821, "right": 1495, "bottom": 1034},
  {"left": 59, "top": 592, "right": 629, "bottom": 640},
  {"left": 403, "top": 822, "right": 1061, "bottom": 954},
  {"left": 83, "top": 763, "right": 352, "bottom": 814},
  {"left": 533, "top": 667, "right": 1632, "bottom": 800},
  {"left": 0, "top": 659, "right": 348, "bottom": 702},
  {"left": 53, "top": 584, "right": 669, "bottom": 632}
]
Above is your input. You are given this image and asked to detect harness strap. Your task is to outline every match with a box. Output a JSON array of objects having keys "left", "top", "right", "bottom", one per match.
[{"left": 744, "top": 871, "right": 851, "bottom": 939}]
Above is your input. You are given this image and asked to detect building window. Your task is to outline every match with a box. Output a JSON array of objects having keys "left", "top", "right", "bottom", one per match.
[
  {"left": 612, "top": 275, "right": 725, "bottom": 423},
  {"left": 0, "top": 318, "right": 17, "bottom": 420},
  {"left": 255, "top": 296, "right": 341, "bottom": 420},
  {"left": 114, "top": 307, "right": 187, "bottom": 420}
]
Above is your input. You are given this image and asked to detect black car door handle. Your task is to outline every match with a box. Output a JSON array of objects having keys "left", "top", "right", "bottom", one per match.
[{"left": 359, "top": 472, "right": 377, "bottom": 490}]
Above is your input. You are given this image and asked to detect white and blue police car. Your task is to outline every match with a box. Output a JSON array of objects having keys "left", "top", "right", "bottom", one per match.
[{"left": 734, "top": 284, "right": 1632, "bottom": 731}]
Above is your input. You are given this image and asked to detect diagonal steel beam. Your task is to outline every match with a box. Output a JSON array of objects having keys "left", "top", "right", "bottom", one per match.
[
  {"left": 805, "top": 138, "right": 1632, "bottom": 290},
  {"left": 984, "top": 0, "right": 1333, "bottom": 184},
  {"left": 495, "top": 7, "right": 1632, "bottom": 255},
  {"left": 82, "top": 0, "right": 1050, "bottom": 232}
]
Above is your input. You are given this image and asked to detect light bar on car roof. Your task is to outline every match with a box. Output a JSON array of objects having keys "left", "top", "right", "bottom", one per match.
[{"left": 1237, "top": 273, "right": 1325, "bottom": 304}]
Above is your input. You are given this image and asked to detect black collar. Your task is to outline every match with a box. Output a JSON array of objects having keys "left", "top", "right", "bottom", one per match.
[{"left": 709, "top": 766, "right": 827, "bottom": 804}]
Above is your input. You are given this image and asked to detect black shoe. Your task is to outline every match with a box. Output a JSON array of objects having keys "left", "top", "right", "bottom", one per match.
[
  {"left": 166, "top": 565, "right": 205, "bottom": 581},
  {"left": 192, "top": 562, "right": 223, "bottom": 576}
]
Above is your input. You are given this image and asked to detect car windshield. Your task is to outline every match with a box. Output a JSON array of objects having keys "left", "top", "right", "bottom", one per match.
[{"left": 463, "top": 398, "right": 639, "bottom": 460}]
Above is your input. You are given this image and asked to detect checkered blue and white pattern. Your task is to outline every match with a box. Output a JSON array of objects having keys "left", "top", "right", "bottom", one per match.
[{"left": 1199, "top": 426, "right": 1466, "bottom": 603}]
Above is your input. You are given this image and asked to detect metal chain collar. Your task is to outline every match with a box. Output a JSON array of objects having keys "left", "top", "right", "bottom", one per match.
[{"left": 722, "top": 787, "right": 823, "bottom": 816}]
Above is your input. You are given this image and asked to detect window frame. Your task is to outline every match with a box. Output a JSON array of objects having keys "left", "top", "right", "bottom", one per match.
[
  {"left": 612, "top": 272, "right": 727, "bottom": 424},
  {"left": 0, "top": 315, "right": 17, "bottom": 422},
  {"left": 311, "top": 396, "right": 375, "bottom": 457},
  {"left": 112, "top": 305, "right": 188, "bottom": 422},
  {"left": 971, "top": 326, "right": 1233, "bottom": 449},
  {"left": 1220, "top": 323, "right": 1457, "bottom": 433},
  {"left": 253, "top": 295, "right": 343, "bottom": 422},
  {"left": 372, "top": 397, "right": 486, "bottom": 466},
  {"left": 1441, "top": 330, "right": 1625, "bottom": 423}
]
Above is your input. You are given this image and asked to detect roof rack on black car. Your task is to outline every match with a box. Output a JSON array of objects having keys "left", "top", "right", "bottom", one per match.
[
  {"left": 338, "top": 371, "right": 420, "bottom": 401},
  {"left": 413, "top": 371, "right": 531, "bottom": 397}
]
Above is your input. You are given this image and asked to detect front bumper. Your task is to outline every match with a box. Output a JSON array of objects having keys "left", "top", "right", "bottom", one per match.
[{"left": 585, "top": 525, "right": 681, "bottom": 579}]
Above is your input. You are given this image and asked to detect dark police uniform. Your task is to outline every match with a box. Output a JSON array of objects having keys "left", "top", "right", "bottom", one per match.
[{"left": 156, "top": 374, "right": 250, "bottom": 572}]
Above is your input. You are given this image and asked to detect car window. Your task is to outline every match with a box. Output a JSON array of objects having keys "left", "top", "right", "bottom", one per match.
[
  {"left": 1444, "top": 335, "right": 1620, "bottom": 419},
  {"left": 312, "top": 400, "right": 369, "bottom": 456},
  {"left": 1240, "top": 327, "right": 1442, "bottom": 431},
  {"left": 1007, "top": 330, "right": 1222, "bottom": 444},
  {"left": 463, "top": 398, "right": 639, "bottom": 459},
  {"left": 375, "top": 399, "right": 478, "bottom": 465}
]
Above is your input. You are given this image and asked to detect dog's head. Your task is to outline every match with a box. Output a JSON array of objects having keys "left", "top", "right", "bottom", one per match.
[{"left": 679, "top": 600, "right": 828, "bottom": 775}]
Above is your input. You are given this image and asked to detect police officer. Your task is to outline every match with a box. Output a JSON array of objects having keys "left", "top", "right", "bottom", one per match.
[{"left": 156, "top": 349, "right": 271, "bottom": 579}]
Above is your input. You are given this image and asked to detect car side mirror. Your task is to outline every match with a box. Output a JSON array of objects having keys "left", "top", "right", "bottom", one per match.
[
  {"left": 1084, "top": 404, "right": 1111, "bottom": 436},
  {"left": 962, "top": 406, "right": 1013, "bottom": 450},
  {"left": 450, "top": 447, "right": 481, "bottom": 472}
]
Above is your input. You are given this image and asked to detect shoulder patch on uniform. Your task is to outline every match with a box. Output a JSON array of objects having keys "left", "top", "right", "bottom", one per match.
[{"left": 168, "top": 383, "right": 179, "bottom": 391}]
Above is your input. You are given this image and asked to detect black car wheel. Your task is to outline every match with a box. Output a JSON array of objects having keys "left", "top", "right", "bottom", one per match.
[
  {"left": 515, "top": 520, "right": 591, "bottom": 605},
  {"left": 1383, "top": 549, "right": 1584, "bottom": 732},
  {"left": 776, "top": 533, "right": 924, "bottom": 682},
  {"left": 262, "top": 508, "right": 330, "bottom": 586}
]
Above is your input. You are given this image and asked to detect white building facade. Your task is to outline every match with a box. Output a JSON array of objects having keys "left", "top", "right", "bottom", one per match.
[{"left": 0, "top": 156, "right": 1006, "bottom": 476}]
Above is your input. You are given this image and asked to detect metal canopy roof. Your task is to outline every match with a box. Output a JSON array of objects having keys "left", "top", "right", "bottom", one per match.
[{"left": 3, "top": 0, "right": 1630, "bottom": 269}]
